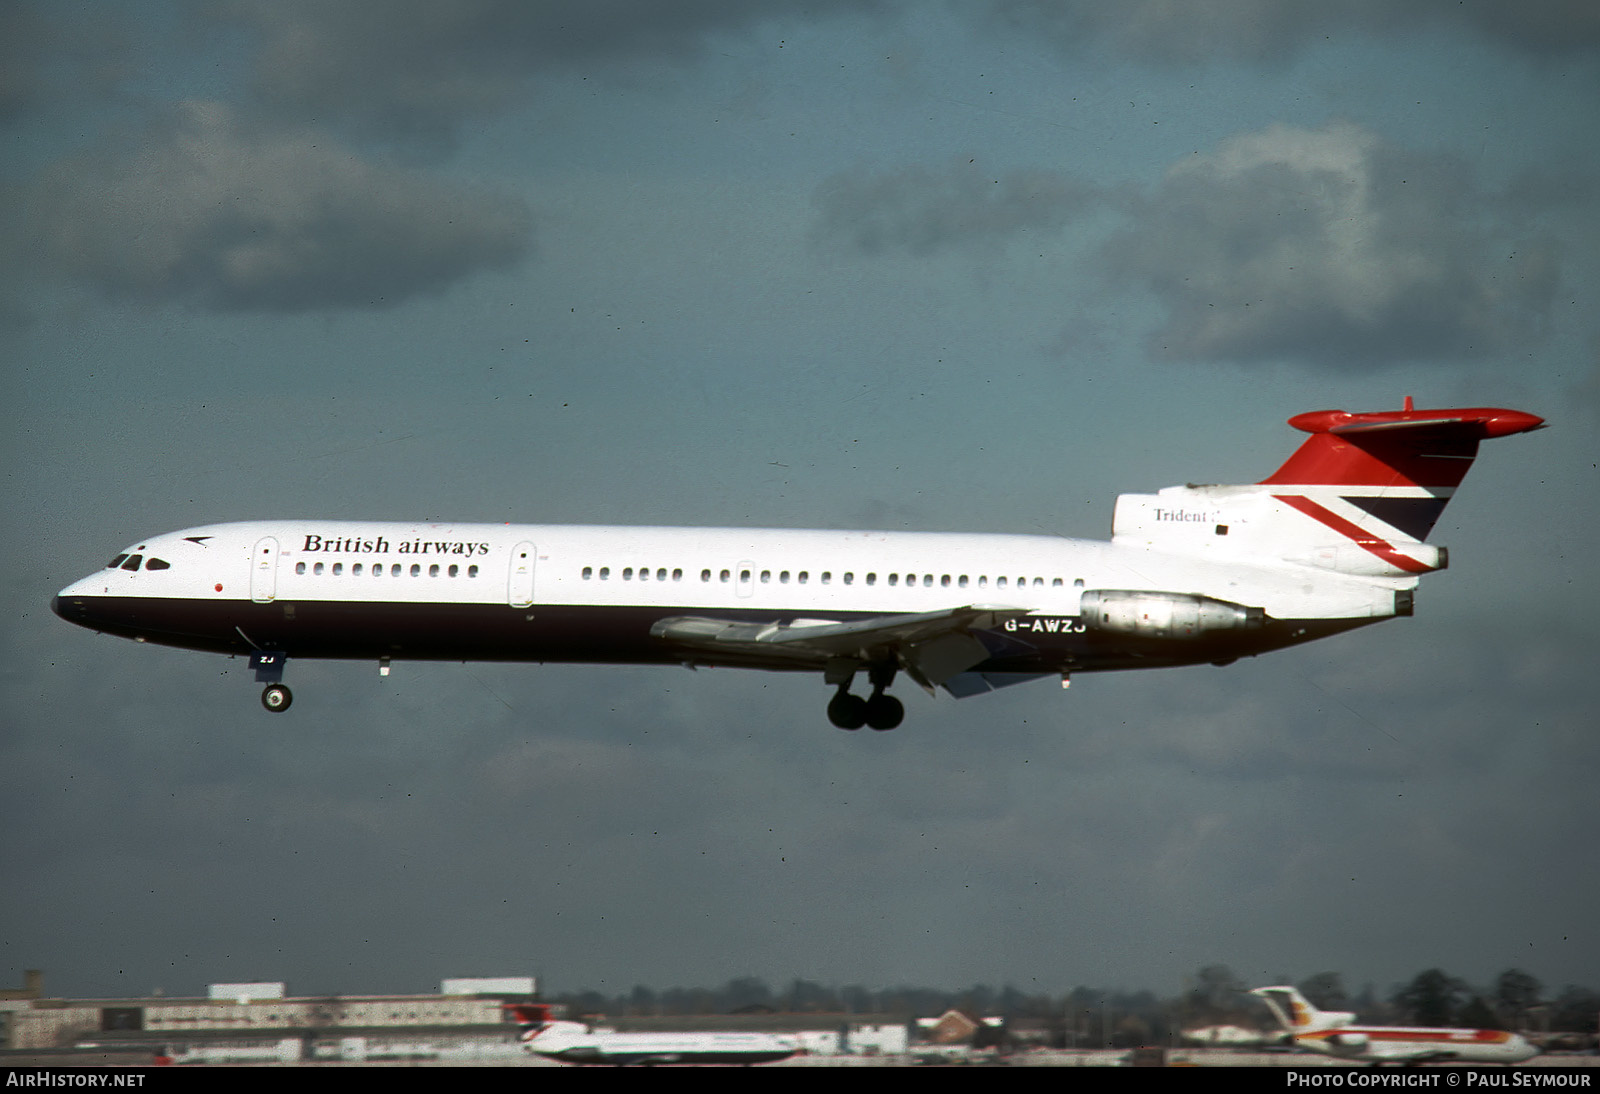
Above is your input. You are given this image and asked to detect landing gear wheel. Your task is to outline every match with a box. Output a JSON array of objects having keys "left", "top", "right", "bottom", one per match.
[
  {"left": 864, "top": 693, "right": 903, "bottom": 731},
  {"left": 261, "top": 683, "right": 293, "bottom": 713},
  {"left": 827, "top": 690, "right": 867, "bottom": 730}
]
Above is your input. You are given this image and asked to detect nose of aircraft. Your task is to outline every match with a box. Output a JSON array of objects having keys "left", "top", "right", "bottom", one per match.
[{"left": 52, "top": 575, "right": 98, "bottom": 624}]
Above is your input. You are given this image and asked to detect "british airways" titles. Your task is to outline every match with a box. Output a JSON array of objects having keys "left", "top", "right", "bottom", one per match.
[{"left": 301, "top": 534, "right": 491, "bottom": 557}]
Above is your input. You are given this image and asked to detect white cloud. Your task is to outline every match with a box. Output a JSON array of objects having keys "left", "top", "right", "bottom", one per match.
[{"left": 1103, "top": 121, "right": 1561, "bottom": 369}]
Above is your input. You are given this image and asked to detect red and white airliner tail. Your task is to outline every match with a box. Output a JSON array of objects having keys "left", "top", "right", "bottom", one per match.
[
  {"left": 51, "top": 401, "right": 1543, "bottom": 728},
  {"left": 1251, "top": 986, "right": 1540, "bottom": 1065},
  {"left": 505, "top": 1004, "right": 798, "bottom": 1066}
]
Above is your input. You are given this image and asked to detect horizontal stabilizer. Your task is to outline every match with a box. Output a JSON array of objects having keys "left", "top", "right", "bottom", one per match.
[{"left": 1265, "top": 403, "right": 1544, "bottom": 489}]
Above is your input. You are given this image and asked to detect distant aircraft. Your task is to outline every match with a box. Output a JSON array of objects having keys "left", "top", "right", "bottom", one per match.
[
  {"left": 52, "top": 401, "right": 1542, "bottom": 728},
  {"left": 505, "top": 1004, "right": 798, "bottom": 1066},
  {"left": 1251, "top": 986, "right": 1540, "bottom": 1065}
]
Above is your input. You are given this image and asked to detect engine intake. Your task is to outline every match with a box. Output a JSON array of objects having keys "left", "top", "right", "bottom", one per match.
[{"left": 1080, "top": 590, "right": 1265, "bottom": 639}]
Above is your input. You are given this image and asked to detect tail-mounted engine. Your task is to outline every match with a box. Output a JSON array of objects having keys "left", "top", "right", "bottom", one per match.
[{"left": 1080, "top": 590, "right": 1265, "bottom": 640}]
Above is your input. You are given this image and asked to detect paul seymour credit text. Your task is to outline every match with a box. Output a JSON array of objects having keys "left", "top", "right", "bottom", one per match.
[{"left": 1287, "top": 1075, "right": 1591, "bottom": 1088}]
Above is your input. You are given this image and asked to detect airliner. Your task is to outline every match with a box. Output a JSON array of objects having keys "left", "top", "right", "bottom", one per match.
[
  {"left": 1251, "top": 986, "right": 1540, "bottom": 1065},
  {"left": 505, "top": 1004, "right": 799, "bottom": 1066},
  {"left": 52, "top": 401, "right": 1542, "bottom": 729}
]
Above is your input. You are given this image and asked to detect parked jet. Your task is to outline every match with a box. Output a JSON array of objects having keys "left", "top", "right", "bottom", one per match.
[
  {"left": 52, "top": 401, "right": 1542, "bottom": 728},
  {"left": 1251, "top": 986, "right": 1540, "bottom": 1065},
  {"left": 505, "top": 1004, "right": 798, "bottom": 1066}
]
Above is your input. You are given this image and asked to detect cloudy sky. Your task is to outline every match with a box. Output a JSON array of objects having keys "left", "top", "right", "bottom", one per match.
[{"left": 4, "top": 1, "right": 1597, "bottom": 1006}]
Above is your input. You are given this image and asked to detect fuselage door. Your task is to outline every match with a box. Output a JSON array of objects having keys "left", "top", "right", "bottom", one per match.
[
  {"left": 251, "top": 537, "right": 279, "bottom": 603},
  {"left": 509, "top": 541, "right": 536, "bottom": 607}
]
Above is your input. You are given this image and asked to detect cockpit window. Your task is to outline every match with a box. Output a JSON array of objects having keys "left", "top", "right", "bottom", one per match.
[
  {"left": 145, "top": 558, "right": 170, "bottom": 571},
  {"left": 107, "top": 554, "right": 129, "bottom": 569},
  {"left": 121, "top": 555, "right": 143, "bottom": 571}
]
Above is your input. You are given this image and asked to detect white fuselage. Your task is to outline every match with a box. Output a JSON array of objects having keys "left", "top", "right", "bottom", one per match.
[
  {"left": 521, "top": 1019, "right": 797, "bottom": 1065},
  {"left": 56, "top": 519, "right": 1405, "bottom": 617},
  {"left": 53, "top": 519, "right": 1402, "bottom": 671},
  {"left": 1293, "top": 1025, "right": 1541, "bottom": 1065}
]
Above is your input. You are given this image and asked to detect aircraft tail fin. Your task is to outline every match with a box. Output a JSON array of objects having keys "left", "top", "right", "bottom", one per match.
[
  {"left": 1259, "top": 399, "right": 1545, "bottom": 542},
  {"left": 1251, "top": 987, "right": 1353, "bottom": 1033},
  {"left": 504, "top": 1003, "right": 556, "bottom": 1032},
  {"left": 1112, "top": 401, "right": 1543, "bottom": 579}
]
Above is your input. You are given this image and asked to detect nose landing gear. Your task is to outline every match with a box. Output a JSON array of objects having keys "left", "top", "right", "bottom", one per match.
[{"left": 252, "top": 650, "right": 292, "bottom": 713}]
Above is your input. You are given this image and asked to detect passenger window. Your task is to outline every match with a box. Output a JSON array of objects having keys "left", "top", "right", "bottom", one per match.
[
  {"left": 449, "top": 565, "right": 459, "bottom": 577},
  {"left": 391, "top": 564, "right": 402, "bottom": 576},
  {"left": 314, "top": 562, "right": 325, "bottom": 576},
  {"left": 468, "top": 565, "right": 479, "bottom": 578},
  {"left": 599, "top": 567, "right": 610, "bottom": 580},
  {"left": 821, "top": 572, "right": 831, "bottom": 584},
  {"left": 354, "top": 564, "right": 364, "bottom": 576},
  {"left": 296, "top": 562, "right": 307, "bottom": 575},
  {"left": 672, "top": 569, "right": 682, "bottom": 581},
  {"left": 701, "top": 569, "right": 712, "bottom": 582},
  {"left": 720, "top": 569, "right": 730, "bottom": 582},
  {"left": 997, "top": 577, "right": 1007, "bottom": 588},
  {"left": 583, "top": 566, "right": 593, "bottom": 579},
  {"left": 780, "top": 571, "right": 790, "bottom": 584},
  {"left": 1052, "top": 578, "right": 1063, "bottom": 587},
  {"left": 865, "top": 573, "right": 876, "bottom": 585},
  {"left": 843, "top": 572, "right": 854, "bottom": 585},
  {"left": 658, "top": 568, "right": 668, "bottom": 581},
  {"left": 332, "top": 563, "right": 343, "bottom": 576},
  {"left": 888, "top": 574, "right": 898, "bottom": 586},
  {"left": 959, "top": 575, "right": 968, "bottom": 588},
  {"left": 941, "top": 575, "right": 950, "bottom": 587},
  {"left": 923, "top": 575, "right": 933, "bottom": 587},
  {"left": 798, "top": 571, "right": 808, "bottom": 584},
  {"left": 429, "top": 564, "right": 440, "bottom": 577},
  {"left": 410, "top": 564, "right": 421, "bottom": 577},
  {"left": 624, "top": 567, "right": 634, "bottom": 580},
  {"left": 760, "top": 570, "right": 770, "bottom": 583}
]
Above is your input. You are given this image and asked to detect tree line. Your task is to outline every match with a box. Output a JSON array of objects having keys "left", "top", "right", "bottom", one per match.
[{"left": 543, "top": 966, "right": 1598, "bottom": 1048}]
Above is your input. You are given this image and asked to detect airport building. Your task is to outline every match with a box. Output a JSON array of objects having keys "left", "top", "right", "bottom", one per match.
[
  {"left": 1, "top": 974, "right": 536, "bottom": 1063},
  {"left": 0, "top": 972, "right": 909, "bottom": 1065}
]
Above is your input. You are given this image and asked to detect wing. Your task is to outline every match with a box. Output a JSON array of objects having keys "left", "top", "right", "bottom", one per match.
[{"left": 650, "top": 604, "right": 1031, "bottom": 693}]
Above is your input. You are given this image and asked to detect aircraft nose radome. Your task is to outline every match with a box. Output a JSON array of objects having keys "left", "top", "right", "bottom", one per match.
[{"left": 51, "top": 595, "right": 63, "bottom": 619}]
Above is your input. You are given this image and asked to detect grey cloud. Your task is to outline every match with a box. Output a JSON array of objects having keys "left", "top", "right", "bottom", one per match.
[
  {"left": 1101, "top": 121, "right": 1563, "bottom": 369},
  {"left": 987, "top": 0, "right": 1600, "bottom": 65},
  {"left": 28, "top": 102, "right": 532, "bottom": 313},
  {"left": 0, "top": 3, "right": 137, "bottom": 124},
  {"left": 813, "top": 162, "right": 1103, "bottom": 256},
  {"left": 222, "top": 0, "right": 880, "bottom": 146}
]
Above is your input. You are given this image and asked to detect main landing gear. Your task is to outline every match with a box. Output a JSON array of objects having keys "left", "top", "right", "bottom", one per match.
[
  {"left": 826, "top": 662, "right": 904, "bottom": 731},
  {"left": 252, "top": 650, "right": 292, "bottom": 713}
]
